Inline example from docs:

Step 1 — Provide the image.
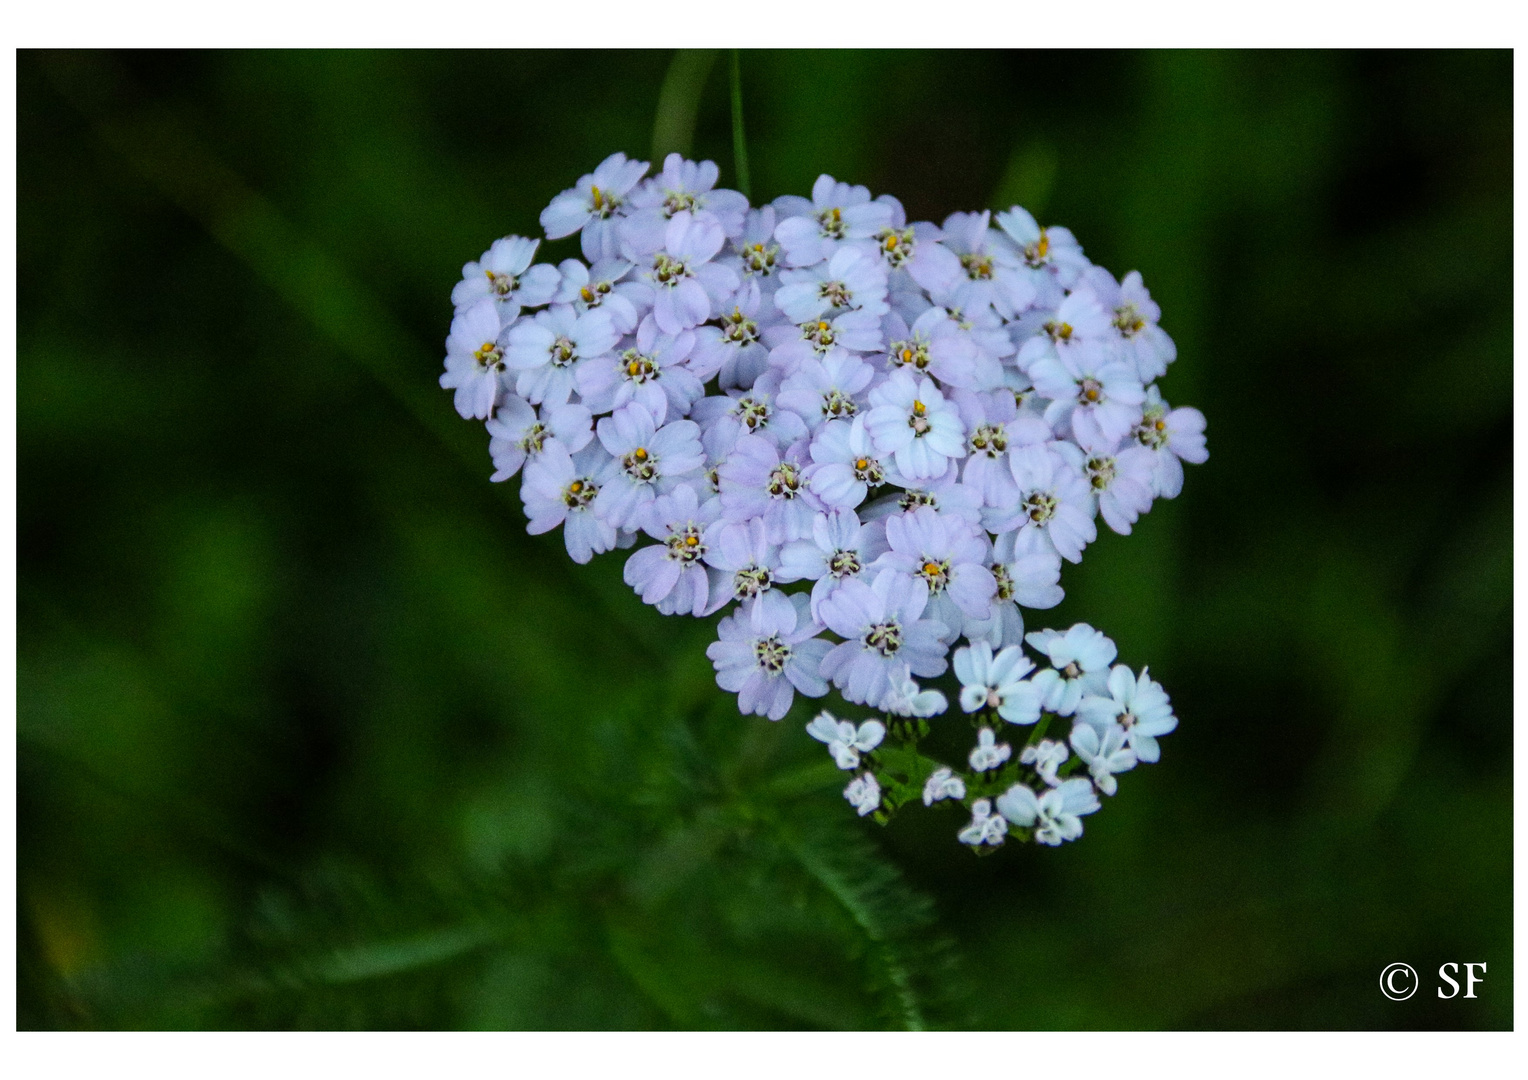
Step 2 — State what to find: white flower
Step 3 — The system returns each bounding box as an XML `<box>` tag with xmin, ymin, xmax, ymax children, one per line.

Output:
<box><xmin>953</xmin><ymin>641</ymin><xmax>1040</xmax><ymax>724</ymax></box>
<box><xmin>439</xmin><ymin>300</ymin><xmax>511</xmax><ymax>420</ymax></box>
<box><xmin>485</xmin><ymin>396</ymin><xmax>593</xmax><ymax>482</ymax></box>
<box><xmin>864</xmin><ymin>370</ymin><xmax>966</xmax><ymax>481</ymax></box>
<box><xmin>540</xmin><ymin>152</ymin><xmax>650</xmax><ymax>262</ymax></box>
<box><xmin>1076</xmin><ymin>664</ymin><xmax>1178</xmax><ymax>763</ymax></box>
<box><xmin>443</xmin><ymin>155</ymin><xmax>1209</xmax><ymax>852</ymax></box>
<box><xmin>707</xmin><ymin>592</ymin><xmax>830</xmax><ymax>721</ymax></box>
<box><xmin>1068</xmin><ymin>721</ymin><xmax>1137</xmax><ymax>796</ymax></box>
<box><xmin>957</xmin><ymin>798</ymin><xmax>1007</xmax><ymax>847</ymax></box>
<box><xmin>1025</xmin><ymin>623</ymin><xmax>1117</xmax><ymax>716</ymax></box>
<box><xmin>503</xmin><ymin>303</ymin><xmax>618</xmax><ymax>407</ymax></box>
<box><xmin>995</xmin><ymin>777</ymin><xmax>1100</xmax><ymax>846</ymax></box>
<box><xmin>922</xmin><ymin>766</ymin><xmax>967</xmax><ymax>806</ymax></box>
<box><xmin>1132</xmin><ymin>385</ymin><xmax>1208</xmax><ymax>499</ymax></box>
<box><xmin>451</xmin><ymin>235</ymin><xmax>560</xmax><ymax>319</ymax></box>
<box><xmin>844</xmin><ymin>772</ymin><xmax>881</xmax><ymax>816</ymax></box>
<box><xmin>1019</xmin><ymin>738</ymin><xmax>1069</xmax><ymax>787</ymax></box>
<box><xmin>806</xmin><ymin>710</ymin><xmax>887</xmax><ymax>771</ymax></box>
<box><xmin>883</xmin><ymin>673</ymin><xmax>949</xmax><ymax>718</ymax></box>
<box><xmin>968</xmin><ymin>727</ymin><xmax>1012</xmax><ymax>772</ymax></box>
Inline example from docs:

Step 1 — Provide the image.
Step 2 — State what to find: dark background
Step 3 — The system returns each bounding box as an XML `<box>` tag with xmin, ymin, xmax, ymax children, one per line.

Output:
<box><xmin>17</xmin><ymin>49</ymin><xmax>1512</xmax><ymax>1030</ymax></box>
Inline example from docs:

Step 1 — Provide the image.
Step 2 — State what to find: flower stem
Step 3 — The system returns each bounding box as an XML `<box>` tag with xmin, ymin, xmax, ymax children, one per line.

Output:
<box><xmin>651</xmin><ymin>49</ymin><xmax>718</xmax><ymax>162</ymax></box>
<box><xmin>729</xmin><ymin>49</ymin><xmax>752</xmax><ymax>200</ymax></box>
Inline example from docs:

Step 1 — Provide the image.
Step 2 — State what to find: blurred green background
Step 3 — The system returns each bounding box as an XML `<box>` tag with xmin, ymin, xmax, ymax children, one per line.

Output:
<box><xmin>17</xmin><ymin>49</ymin><xmax>1512</xmax><ymax>1030</ymax></box>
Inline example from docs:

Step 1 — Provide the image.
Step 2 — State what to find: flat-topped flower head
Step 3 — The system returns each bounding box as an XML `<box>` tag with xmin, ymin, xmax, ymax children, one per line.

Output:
<box><xmin>520</xmin><ymin>442</ymin><xmax>620</xmax><ymax>564</ymax></box>
<box><xmin>440</xmin><ymin>300</ymin><xmax>513</xmax><ymax>420</ymax></box>
<box><xmin>806</xmin><ymin>710</ymin><xmax>887</xmax><ymax>770</ymax></box>
<box><xmin>864</xmin><ymin>370</ymin><xmax>967</xmax><ymax>481</ymax></box>
<box><xmin>486</xmin><ymin>396</ymin><xmax>594</xmax><ymax>482</ymax></box>
<box><xmin>819</xmin><ymin>569</ymin><xmax>948</xmax><ymax>710</ymax></box>
<box><xmin>540</xmin><ymin>152</ymin><xmax>651</xmax><ymax>262</ymax></box>
<box><xmin>1077</xmin><ymin>664</ymin><xmax>1178</xmax><ymax>763</ymax></box>
<box><xmin>995</xmin><ymin>778</ymin><xmax>1100</xmax><ymax>846</ymax></box>
<box><xmin>957</xmin><ymin>798</ymin><xmax>1008</xmax><ymax>847</ymax></box>
<box><xmin>593</xmin><ymin>403</ymin><xmax>705</xmax><ymax>529</ymax></box>
<box><xmin>954</xmin><ymin>641</ymin><xmax>1041</xmax><ymax>725</ymax></box>
<box><xmin>452</xmin><ymin>235</ymin><xmax>561</xmax><ymax>320</ymax></box>
<box><xmin>707</xmin><ymin>591</ymin><xmax>830</xmax><ymax>721</ymax></box>
<box><xmin>504</xmin><ymin>303</ymin><xmax>618</xmax><ymax>407</ymax></box>
<box><xmin>446</xmin><ymin>153</ymin><xmax>1205</xmax><ymax>852</ymax></box>
<box><xmin>1026</xmin><ymin>623</ymin><xmax>1117</xmax><ymax>715</ymax></box>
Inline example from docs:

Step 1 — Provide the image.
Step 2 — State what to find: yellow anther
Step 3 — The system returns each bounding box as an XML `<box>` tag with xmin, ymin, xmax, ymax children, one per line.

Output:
<box><xmin>855</xmin><ymin>458</ymin><xmax>869</xmax><ymax>470</ymax></box>
<box><xmin>912</xmin><ymin>401</ymin><xmax>927</xmax><ymax>417</ymax></box>
<box><xmin>591</xmin><ymin>185</ymin><xmax>604</xmax><ymax>209</ymax></box>
<box><xmin>1154</xmin><ymin>419</ymin><xmax>1167</xmax><ymax>431</ymax></box>
<box><xmin>634</xmin><ymin>447</ymin><xmax>649</xmax><ymax>460</ymax></box>
<box><xmin>581</xmin><ymin>286</ymin><xmax>595</xmax><ymax>302</ymax></box>
<box><xmin>884</xmin><ymin>234</ymin><xmax>899</xmax><ymax>249</ymax></box>
<box><xmin>684</xmin><ymin>535</ymin><xmax>699</xmax><ymax>546</ymax></box>
<box><xmin>570</xmin><ymin>480</ymin><xmax>583</xmax><ymax>493</ymax></box>
<box><xmin>1085</xmin><ymin>388</ymin><xmax>1100</xmax><ymax>402</ymax></box>
<box><xmin>484</xmin><ymin>270</ymin><xmax>495</xmax><ymax>280</ymax></box>
<box><xmin>901</xmin><ymin>348</ymin><xmax>913</xmax><ymax>362</ymax></box>
<box><xmin>922</xmin><ymin>561</ymin><xmax>940</xmax><ymax>577</ymax></box>
<box><xmin>1037</xmin><ymin>232</ymin><xmax>1050</xmax><ymax>258</ymax></box>
<box><xmin>627</xmin><ymin>360</ymin><xmax>642</xmax><ymax>376</ymax></box>
<box><xmin>817</xmin><ymin>321</ymin><xmax>830</xmax><ymax>331</ymax></box>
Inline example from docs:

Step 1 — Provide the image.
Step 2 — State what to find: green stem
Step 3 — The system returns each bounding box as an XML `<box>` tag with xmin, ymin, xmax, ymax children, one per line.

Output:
<box><xmin>651</xmin><ymin>49</ymin><xmax>718</xmax><ymax>162</ymax></box>
<box><xmin>729</xmin><ymin>49</ymin><xmax>752</xmax><ymax>200</ymax></box>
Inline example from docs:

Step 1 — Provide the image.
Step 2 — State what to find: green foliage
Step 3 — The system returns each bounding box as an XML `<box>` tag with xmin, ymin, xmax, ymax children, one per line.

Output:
<box><xmin>18</xmin><ymin>49</ymin><xmax>1512</xmax><ymax>1030</ymax></box>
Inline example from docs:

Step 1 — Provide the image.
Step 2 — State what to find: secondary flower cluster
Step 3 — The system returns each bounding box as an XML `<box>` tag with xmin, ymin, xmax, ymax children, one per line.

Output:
<box><xmin>809</xmin><ymin>625</ymin><xmax>1178</xmax><ymax>850</ymax></box>
<box><xmin>440</xmin><ymin>152</ymin><xmax>1207</xmax><ymax>850</ymax></box>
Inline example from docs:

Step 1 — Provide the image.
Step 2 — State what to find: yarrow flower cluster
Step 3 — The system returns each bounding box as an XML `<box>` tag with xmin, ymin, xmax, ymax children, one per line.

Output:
<box><xmin>440</xmin><ymin>152</ymin><xmax>1207</xmax><ymax>851</ymax></box>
